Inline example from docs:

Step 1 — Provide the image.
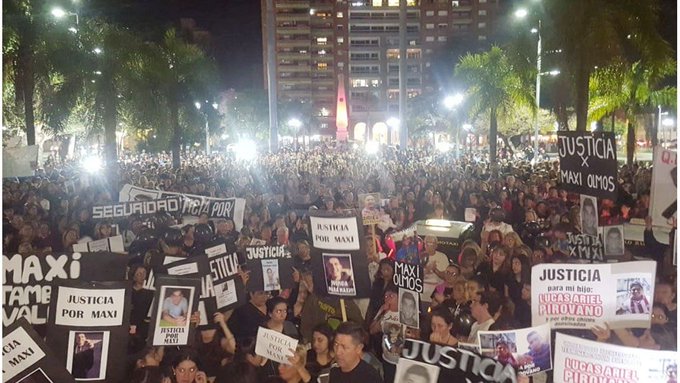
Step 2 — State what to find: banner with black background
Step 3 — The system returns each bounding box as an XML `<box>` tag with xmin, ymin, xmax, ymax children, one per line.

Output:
<box><xmin>46</xmin><ymin>280</ymin><xmax>131</xmax><ymax>383</ymax></box>
<box><xmin>245</xmin><ymin>245</ymin><xmax>295</xmax><ymax>292</ymax></box>
<box><xmin>557</xmin><ymin>131</ymin><xmax>618</xmax><ymax>200</ymax></box>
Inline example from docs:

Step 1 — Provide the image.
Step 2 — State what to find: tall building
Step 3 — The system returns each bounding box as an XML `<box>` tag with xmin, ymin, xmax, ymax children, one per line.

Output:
<box><xmin>262</xmin><ymin>0</ymin><xmax>501</xmax><ymax>142</ymax></box>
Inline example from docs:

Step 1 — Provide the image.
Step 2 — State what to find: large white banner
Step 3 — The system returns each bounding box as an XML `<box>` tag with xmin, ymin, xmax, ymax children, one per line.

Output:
<box><xmin>650</xmin><ymin>147</ymin><xmax>677</xmax><ymax>228</ymax></box>
<box><xmin>2</xmin><ymin>145</ymin><xmax>38</xmax><ymax>178</ymax></box>
<box><xmin>554</xmin><ymin>332</ymin><xmax>678</xmax><ymax>383</ymax></box>
<box><xmin>532</xmin><ymin>261</ymin><xmax>656</xmax><ymax>329</ymax></box>
<box><xmin>118</xmin><ymin>184</ymin><xmax>246</xmax><ymax>230</ymax></box>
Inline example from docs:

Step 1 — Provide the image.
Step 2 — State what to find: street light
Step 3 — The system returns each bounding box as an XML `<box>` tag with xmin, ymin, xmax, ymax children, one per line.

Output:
<box><xmin>51</xmin><ymin>6</ymin><xmax>79</xmax><ymax>25</ymax></box>
<box><xmin>386</xmin><ymin>117</ymin><xmax>399</xmax><ymax>145</ymax></box>
<box><xmin>288</xmin><ymin>118</ymin><xmax>302</xmax><ymax>149</ymax></box>
<box><xmin>515</xmin><ymin>7</ymin><xmax>542</xmax><ymax>162</ymax></box>
<box><xmin>444</xmin><ymin>93</ymin><xmax>465</xmax><ymax>158</ymax></box>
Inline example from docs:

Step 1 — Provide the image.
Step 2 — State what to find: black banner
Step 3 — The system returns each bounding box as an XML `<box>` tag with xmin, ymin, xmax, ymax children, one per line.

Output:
<box><xmin>91</xmin><ymin>196</ymin><xmax>182</xmax><ymax>220</ymax></box>
<box><xmin>46</xmin><ymin>280</ymin><xmax>131</xmax><ymax>383</ymax></box>
<box><xmin>557</xmin><ymin>131</ymin><xmax>618</xmax><ymax>200</ymax></box>
<box><xmin>3</xmin><ymin>253</ymin><xmax>129</xmax><ymax>333</ymax></box>
<box><xmin>206</xmin><ymin>244</ymin><xmax>247</xmax><ymax>312</ymax></box>
<box><xmin>245</xmin><ymin>245</ymin><xmax>295</xmax><ymax>292</ymax></box>
<box><xmin>3</xmin><ymin>318</ymin><xmax>76</xmax><ymax>383</ymax></box>
<box><xmin>399</xmin><ymin>339</ymin><xmax>517</xmax><ymax>383</ymax></box>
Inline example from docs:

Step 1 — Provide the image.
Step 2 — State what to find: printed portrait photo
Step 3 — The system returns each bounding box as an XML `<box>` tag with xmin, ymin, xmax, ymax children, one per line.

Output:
<box><xmin>66</xmin><ymin>331</ymin><xmax>109</xmax><ymax>381</ymax></box>
<box><xmin>157</xmin><ymin>286</ymin><xmax>194</xmax><ymax>327</ymax></box>
<box><xmin>322</xmin><ymin>254</ymin><xmax>356</xmax><ymax>295</ymax></box>
<box><xmin>615</xmin><ymin>277</ymin><xmax>652</xmax><ymax>316</ymax></box>
<box><xmin>479</xmin><ymin>332</ymin><xmax>519</xmax><ymax>368</ymax></box>
<box><xmin>359</xmin><ymin>193</ymin><xmax>382</xmax><ymax>222</ymax></box>
<box><xmin>580</xmin><ymin>195</ymin><xmax>599</xmax><ymax>237</ymax></box>
<box><xmin>394</xmin><ymin>358</ymin><xmax>440</xmax><ymax>383</ymax></box>
<box><xmin>262</xmin><ymin>259</ymin><xmax>281</xmax><ymax>291</ymax></box>
<box><xmin>398</xmin><ymin>288</ymin><xmax>420</xmax><ymax>328</ymax></box>
<box><xmin>17</xmin><ymin>368</ymin><xmax>53</xmax><ymax>383</ymax></box>
<box><xmin>603</xmin><ymin>225</ymin><xmax>625</xmax><ymax>257</ymax></box>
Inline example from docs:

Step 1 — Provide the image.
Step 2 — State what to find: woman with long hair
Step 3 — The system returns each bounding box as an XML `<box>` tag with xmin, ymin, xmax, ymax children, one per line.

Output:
<box><xmin>429</xmin><ymin>308</ymin><xmax>459</xmax><ymax>347</ymax></box>
<box><xmin>304</xmin><ymin>324</ymin><xmax>335</xmax><ymax>381</ymax></box>
<box><xmin>170</xmin><ymin>350</ymin><xmax>208</xmax><ymax>383</ymax></box>
<box><xmin>475</xmin><ymin>245</ymin><xmax>512</xmax><ymax>293</ymax></box>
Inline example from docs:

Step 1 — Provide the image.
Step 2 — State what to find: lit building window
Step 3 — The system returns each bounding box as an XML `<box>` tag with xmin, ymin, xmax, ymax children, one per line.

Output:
<box><xmin>372</xmin><ymin>0</ymin><xmax>382</xmax><ymax>5</ymax></box>
<box><xmin>337</xmin><ymin>37</ymin><xmax>344</xmax><ymax>44</ymax></box>
<box><xmin>388</xmin><ymin>0</ymin><xmax>398</xmax><ymax>5</ymax></box>
<box><xmin>318</xmin><ymin>62</ymin><xmax>328</xmax><ymax>69</ymax></box>
<box><xmin>337</xmin><ymin>11</ymin><xmax>344</xmax><ymax>18</ymax></box>
<box><xmin>370</xmin><ymin>79</ymin><xmax>380</xmax><ymax>87</ymax></box>
<box><xmin>438</xmin><ymin>10</ymin><xmax>448</xmax><ymax>16</ymax></box>
<box><xmin>319</xmin><ymin>49</ymin><xmax>327</xmax><ymax>55</ymax></box>
<box><xmin>426</xmin><ymin>10</ymin><xmax>434</xmax><ymax>16</ymax></box>
<box><xmin>352</xmin><ymin>79</ymin><xmax>369</xmax><ymax>87</ymax></box>
<box><xmin>479</xmin><ymin>10</ymin><xmax>487</xmax><ymax>16</ymax></box>
<box><xmin>426</xmin><ymin>23</ymin><xmax>434</xmax><ymax>29</ymax></box>
<box><xmin>426</xmin><ymin>36</ymin><xmax>434</xmax><ymax>42</ymax></box>
<box><xmin>437</xmin><ymin>36</ymin><xmax>447</xmax><ymax>42</ymax></box>
<box><xmin>478</xmin><ymin>22</ymin><xmax>486</xmax><ymax>28</ymax></box>
<box><xmin>317</xmin><ymin>37</ymin><xmax>328</xmax><ymax>45</ymax></box>
<box><xmin>452</xmin><ymin>1</ymin><xmax>460</xmax><ymax>6</ymax></box>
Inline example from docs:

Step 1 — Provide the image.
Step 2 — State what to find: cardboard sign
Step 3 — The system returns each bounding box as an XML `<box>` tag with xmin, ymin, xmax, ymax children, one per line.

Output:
<box><xmin>161</xmin><ymin>256</ymin><xmax>218</xmax><ymax>329</ymax></box>
<box><xmin>393</xmin><ymin>261</ymin><xmax>424</xmax><ymax>293</ymax></box>
<box><xmin>118</xmin><ymin>184</ymin><xmax>246</xmax><ymax>230</ymax></box>
<box><xmin>3</xmin><ymin>318</ymin><xmax>76</xmax><ymax>383</ymax></box>
<box><xmin>398</xmin><ymin>288</ymin><xmax>420</xmax><ymax>328</ymax></box>
<box><xmin>254</xmin><ymin>326</ymin><xmax>299</xmax><ymax>365</ymax></box>
<box><xmin>565</xmin><ymin>232</ymin><xmax>604</xmax><ymax>262</ymax></box>
<box><xmin>359</xmin><ymin>192</ymin><xmax>383</xmax><ymax>225</ymax></box>
<box><xmin>398</xmin><ymin>339</ymin><xmax>518</xmax><ymax>383</ymax></box>
<box><xmin>558</xmin><ymin>132</ymin><xmax>618</xmax><ymax>200</ymax></box>
<box><xmin>554</xmin><ymin>333</ymin><xmax>678</xmax><ymax>383</ymax></box>
<box><xmin>309</xmin><ymin>212</ymin><xmax>371</xmax><ymax>298</ymax></box>
<box><xmin>147</xmin><ymin>275</ymin><xmax>201</xmax><ymax>346</ymax></box>
<box><xmin>205</xmin><ymin>244</ymin><xmax>246</xmax><ymax>311</ymax></box>
<box><xmin>46</xmin><ymin>280</ymin><xmax>131</xmax><ymax>383</ymax></box>
<box><xmin>2</xmin><ymin>252</ymin><xmax>128</xmax><ymax>332</ymax></box>
<box><xmin>245</xmin><ymin>246</ymin><xmax>294</xmax><ymax>292</ymax></box>
<box><xmin>91</xmin><ymin>196</ymin><xmax>182</xmax><ymax>220</ymax></box>
<box><xmin>477</xmin><ymin>323</ymin><xmax>552</xmax><ymax>376</ymax></box>
<box><xmin>579</xmin><ymin>194</ymin><xmax>599</xmax><ymax>237</ymax></box>
<box><xmin>650</xmin><ymin>147</ymin><xmax>677</xmax><ymax>228</ymax></box>
<box><xmin>73</xmin><ymin>236</ymin><xmax>125</xmax><ymax>253</ymax></box>
<box><xmin>531</xmin><ymin>261</ymin><xmax>656</xmax><ymax>329</ymax></box>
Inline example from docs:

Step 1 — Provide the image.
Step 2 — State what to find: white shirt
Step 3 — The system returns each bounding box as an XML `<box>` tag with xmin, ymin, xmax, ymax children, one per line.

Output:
<box><xmin>421</xmin><ymin>251</ymin><xmax>448</xmax><ymax>303</ymax></box>
<box><xmin>468</xmin><ymin>318</ymin><xmax>495</xmax><ymax>343</ymax></box>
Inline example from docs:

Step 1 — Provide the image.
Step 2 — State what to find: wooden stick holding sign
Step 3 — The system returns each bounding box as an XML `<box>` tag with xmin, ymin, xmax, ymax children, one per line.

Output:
<box><xmin>340</xmin><ymin>299</ymin><xmax>348</xmax><ymax>322</ymax></box>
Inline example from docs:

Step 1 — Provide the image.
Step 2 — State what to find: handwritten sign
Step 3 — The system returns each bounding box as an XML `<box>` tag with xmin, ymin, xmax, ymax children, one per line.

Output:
<box><xmin>255</xmin><ymin>327</ymin><xmax>298</xmax><ymax>365</ymax></box>
<box><xmin>558</xmin><ymin>132</ymin><xmax>618</xmax><ymax>199</ymax></box>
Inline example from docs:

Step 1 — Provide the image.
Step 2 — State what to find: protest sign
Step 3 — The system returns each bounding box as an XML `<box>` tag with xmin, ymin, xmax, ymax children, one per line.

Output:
<box><xmin>398</xmin><ymin>339</ymin><xmax>518</xmax><ymax>383</ymax></box>
<box><xmin>3</xmin><ymin>252</ymin><xmax>128</xmax><ymax>331</ymax></box>
<box><xmin>579</xmin><ymin>194</ymin><xmax>598</xmax><ymax>237</ymax></box>
<box><xmin>118</xmin><ymin>184</ymin><xmax>246</xmax><ymax>230</ymax></box>
<box><xmin>393</xmin><ymin>261</ymin><xmax>424</xmax><ymax>293</ymax></box>
<box><xmin>147</xmin><ymin>275</ymin><xmax>201</xmax><ymax>346</ymax></box>
<box><xmin>245</xmin><ymin>245</ymin><xmax>294</xmax><ymax>292</ymax></box>
<box><xmin>73</xmin><ymin>235</ymin><xmax>124</xmax><ymax>253</ymax></box>
<box><xmin>46</xmin><ymin>280</ymin><xmax>131</xmax><ymax>383</ymax></box>
<box><xmin>254</xmin><ymin>327</ymin><xmax>299</xmax><ymax>365</ymax></box>
<box><xmin>602</xmin><ymin>225</ymin><xmax>625</xmax><ymax>258</ymax></box>
<box><xmin>464</xmin><ymin>208</ymin><xmax>477</xmax><ymax>223</ymax></box>
<box><xmin>91</xmin><ymin>196</ymin><xmax>182</xmax><ymax>220</ymax></box>
<box><xmin>477</xmin><ymin>323</ymin><xmax>552</xmax><ymax>376</ymax></box>
<box><xmin>558</xmin><ymin>131</ymin><xmax>618</xmax><ymax>200</ymax></box>
<box><xmin>398</xmin><ymin>288</ymin><xmax>420</xmax><ymax>328</ymax></box>
<box><xmin>650</xmin><ymin>147</ymin><xmax>677</xmax><ymax>228</ymax></box>
<box><xmin>358</xmin><ymin>192</ymin><xmax>383</xmax><ymax>225</ymax></box>
<box><xmin>2</xmin><ymin>145</ymin><xmax>38</xmax><ymax>178</ymax></box>
<box><xmin>565</xmin><ymin>232</ymin><xmax>604</xmax><ymax>262</ymax></box>
<box><xmin>205</xmin><ymin>244</ymin><xmax>246</xmax><ymax>311</ymax></box>
<box><xmin>532</xmin><ymin>261</ymin><xmax>656</xmax><ymax>329</ymax></box>
<box><xmin>309</xmin><ymin>212</ymin><xmax>371</xmax><ymax>298</ymax></box>
<box><xmin>3</xmin><ymin>318</ymin><xmax>76</xmax><ymax>383</ymax></box>
<box><xmin>554</xmin><ymin>332</ymin><xmax>678</xmax><ymax>383</ymax></box>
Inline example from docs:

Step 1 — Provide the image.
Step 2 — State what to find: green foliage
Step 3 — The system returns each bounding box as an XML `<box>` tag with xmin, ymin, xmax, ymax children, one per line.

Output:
<box><xmin>223</xmin><ymin>90</ymin><xmax>269</xmax><ymax>141</ymax></box>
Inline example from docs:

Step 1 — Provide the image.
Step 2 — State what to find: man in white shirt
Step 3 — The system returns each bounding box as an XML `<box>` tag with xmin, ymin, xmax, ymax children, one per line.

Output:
<box><xmin>420</xmin><ymin>235</ymin><xmax>449</xmax><ymax>310</ymax></box>
<box><xmin>467</xmin><ymin>290</ymin><xmax>502</xmax><ymax>343</ymax></box>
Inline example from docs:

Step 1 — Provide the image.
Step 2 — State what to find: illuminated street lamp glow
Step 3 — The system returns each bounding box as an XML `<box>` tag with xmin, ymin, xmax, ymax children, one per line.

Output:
<box><xmin>68</xmin><ymin>27</ymin><xmax>78</xmax><ymax>33</ymax></box>
<box><xmin>81</xmin><ymin>156</ymin><xmax>102</xmax><ymax>174</ymax></box>
<box><xmin>530</xmin><ymin>27</ymin><xmax>538</xmax><ymax>34</ymax></box>
<box><xmin>386</xmin><ymin>117</ymin><xmax>400</xmax><ymax>128</ymax></box>
<box><xmin>93</xmin><ymin>47</ymin><xmax>102</xmax><ymax>54</ymax></box>
<box><xmin>51</xmin><ymin>7</ymin><xmax>67</xmax><ymax>18</ymax></box>
<box><xmin>436</xmin><ymin>142</ymin><xmax>451</xmax><ymax>153</ymax></box>
<box><xmin>288</xmin><ymin>118</ymin><xmax>302</xmax><ymax>129</ymax></box>
<box><xmin>365</xmin><ymin>141</ymin><xmax>380</xmax><ymax>155</ymax></box>
<box><xmin>514</xmin><ymin>8</ymin><xmax>528</xmax><ymax>18</ymax></box>
<box><xmin>462</xmin><ymin>123</ymin><xmax>473</xmax><ymax>131</ymax></box>
<box><xmin>444</xmin><ymin>93</ymin><xmax>464</xmax><ymax>109</ymax></box>
<box><xmin>194</xmin><ymin>101</ymin><xmax>202</xmax><ymax>110</ymax></box>
<box><xmin>212</xmin><ymin>102</ymin><xmax>219</xmax><ymax>110</ymax></box>
<box><xmin>548</xmin><ymin>69</ymin><xmax>560</xmax><ymax>76</ymax></box>
<box><xmin>232</xmin><ymin>139</ymin><xmax>257</xmax><ymax>161</ymax></box>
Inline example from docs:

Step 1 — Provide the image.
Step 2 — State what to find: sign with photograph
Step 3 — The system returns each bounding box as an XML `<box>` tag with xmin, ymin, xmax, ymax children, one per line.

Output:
<box><xmin>2</xmin><ymin>252</ymin><xmax>128</xmax><ymax>331</ymax></box>
<box><xmin>91</xmin><ymin>197</ymin><xmax>182</xmax><ymax>220</ymax></box>
<box><xmin>558</xmin><ymin>131</ymin><xmax>618</xmax><ymax>200</ymax></box>
<box><xmin>602</xmin><ymin>225</ymin><xmax>625</xmax><ymax>258</ymax></box>
<box><xmin>398</xmin><ymin>339</ymin><xmax>517</xmax><ymax>383</ymax></box>
<box><xmin>205</xmin><ymin>244</ymin><xmax>246</xmax><ymax>311</ymax></box>
<box><xmin>147</xmin><ymin>275</ymin><xmax>201</xmax><ymax>346</ymax></box>
<box><xmin>245</xmin><ymin>245</ymin><xmax>294</xmax><ymax>292</ymax></box>
<box><xmin>650</xmin><ymin>147</ymin><xmax>677</xmax><ymax>228</ymax></box>
<box><xmin>477</xmin><ymin>323</ymin><xmax>552</xmax><ymax>376</ymax></box>
<box><xmin>3</xmin><ymin>318</ymin><xmax>76</xmax><ymax>383</ymax></box>
<box><xmin>254</xmin><ymin>326</ymin><xmax>299</xmax><ymax>365</ymax></box>
<box><xmin>358</xmin><ymin>192</ymin><xmax>383</xmax><ymax>225</ymax></box>
<box><xmin>118</xmin><ymin>184</ymin><xmax>246</xmax><ymax>230</ymax></box>
<box><xmin>45</xmin><ymin>280</ymin><xmax>130</xmax><ymax>383</ymax></box>
<box><xmin>532</xmin><ymin>261</ymin><xmax>656</xmax><ymax>329</ymax></box>
<box><xmin>72</xmin><ymin>236</ymin><xmax>125</xmax><ymax>253</ymax></box>
<box><xmin>398</xmin><ymin>288</ymin><xmax>420</xmax><ymax>328</ymax></box>
<box><xmin>308</xmin><ymin>212</ymin><xmax>371</xmax><ymax>298</ymax></box>
<box><xmin>579</xmin><ymin>194</ymin><xmax>598</xmax><ymax>237</ymax></box>
<box><xmin>554</xmin><ymin>332</ymin><xmax>678</xmax><ymax>383</ymax></box>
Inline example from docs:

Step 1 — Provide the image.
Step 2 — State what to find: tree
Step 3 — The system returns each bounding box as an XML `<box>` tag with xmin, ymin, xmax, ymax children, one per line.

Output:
<box><xmin>455</xmin><ymin>46</ymin><xmax>534</xmax><ymax>164</ymax></box>
<box><xmin>589</xmin><ymin>58</ymin><xmax>676</xmax><ymax>165</ymax></box>
<box><xmin>544</xmin><ymin>0</ymin><xmax>671</xmax><ymax>131</ymax></box>
<box><xmin>223</xmin><ymin>89</ymin><xmax>269</xmax><ymax>141</ymax></box>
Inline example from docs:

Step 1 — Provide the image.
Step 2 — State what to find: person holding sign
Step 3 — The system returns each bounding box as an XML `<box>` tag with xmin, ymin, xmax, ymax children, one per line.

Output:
<box><xmin>265</xmin><ymin>296</ymin><xmax>300</xmax><ymax>340</ymax></box>
<box><xmin>369</xmin><ymin>284</ymin><xmax>402</xmax><ymax>382</ymax></box>
<box><xmin>161</xmin><ymin>289</ymin><xmax>189</xmax><ymax>326</ymax></box>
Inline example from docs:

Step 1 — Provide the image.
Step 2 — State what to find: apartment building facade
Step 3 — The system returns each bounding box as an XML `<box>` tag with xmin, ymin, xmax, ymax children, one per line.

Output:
<box><xmin>262</xmin><ymin>0</ymin><xmax>500</xmax><ymax>142</ymax></box>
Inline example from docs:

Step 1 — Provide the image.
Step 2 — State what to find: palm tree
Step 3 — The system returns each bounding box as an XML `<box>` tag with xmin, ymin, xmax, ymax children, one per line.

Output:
<box><xmin>544</xmin><ymin>0</ymin><xmax>671</xmax><ymax>131</ymax></box>
<box><xmin>455</xmin><ymin>46</ymin><xmax>534</xmax><ymax>164</ymax></box>
<box><xmin>142</xmin><ymin>29</ymin><xmax>217</xmax><ymax>168</ymax></box>
<box><xmin>589</xmin><ymin>58</ymin><xmax>676</xmax><ymax>165</ymax></box>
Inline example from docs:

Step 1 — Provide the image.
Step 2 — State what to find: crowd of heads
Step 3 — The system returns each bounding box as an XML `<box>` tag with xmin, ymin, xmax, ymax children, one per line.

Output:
<box><xmin>2</xmin><ymin>146</ymin><xmax>677</xmax><ymax>383</ymax></box>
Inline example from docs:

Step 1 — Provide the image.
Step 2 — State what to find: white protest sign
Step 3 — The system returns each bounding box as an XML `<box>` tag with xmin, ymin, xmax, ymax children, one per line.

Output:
<box><xmin>2</xmin><ymin>326</ymin><xmax>46</xmax><ymax>381</ymax></box>
<box><xmin>650</xmin><ymin>147</ymin><xmax>677</xmax><ymax>228</ymax></box>
<box><xmin>54</xmin><ymin>286</ymin><xmax>126</xmax><ymax>326</ymax></box>
<box><xmin>464</xmin><ymin>208</ymin><xmax>477</xmax><ymax>222</ymax></box>
<box><xmin>2</xmin><ymin>145</ymin><xmax>38</xmax><ymax>178</ymax></box>
<box><xmin>554</xmin><ymin>332</ymin><xmax>678</xmax><ymax>383</ymax></box>
<box><xmin>255</xmin><ymin>326</ymin><xmax>298</xmax><ymax>365</ymax></box>
<box><xmin>309</xmin><ymin>216</ymin><xmax>360</xmax><ymax>251</ymax></box>
<box><xmin>72</xmin><ymin>235</ymin><xmax>125</xmax><ymax>253</ymax></box>
<box><xmin>532</xmin><ymin>261</ymin><xmax>656</xmax><ymax>329</ymax></box>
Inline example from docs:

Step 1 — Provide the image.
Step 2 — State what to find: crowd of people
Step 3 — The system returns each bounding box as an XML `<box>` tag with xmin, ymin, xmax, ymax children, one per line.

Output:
<box><xmin>3</xmin><ymin>145</ymin><xmax>677</xmax><ymax>383</ymax></box>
